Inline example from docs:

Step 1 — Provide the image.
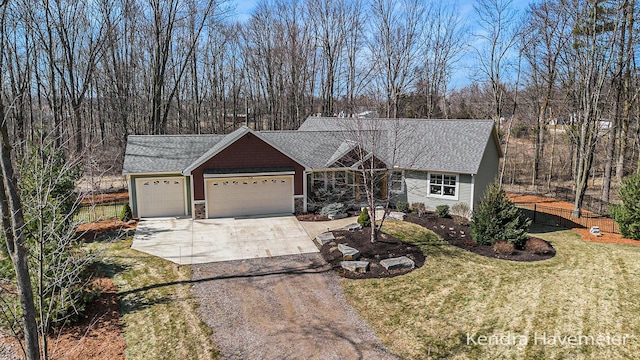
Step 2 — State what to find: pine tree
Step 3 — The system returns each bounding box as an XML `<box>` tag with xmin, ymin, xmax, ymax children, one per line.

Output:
<box><xmin>357</xmin><ymin>207</ymin><xmax>371</xmax><ymax>227</ymax></box>
<box><xmin>471</xmin><ymin>182</ymin><xmax>532</xmax><ymax>247</ymax></box>
<box><xmin>611</xmin><ymin>174</ymin><xmax>640</xmax><ymax>240</ymax></box>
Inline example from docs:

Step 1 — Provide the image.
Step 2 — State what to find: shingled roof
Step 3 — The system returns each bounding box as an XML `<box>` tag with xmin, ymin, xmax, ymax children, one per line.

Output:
<box><xmin>122</xmin><ymin>117</ymin><xmax>501</xmax><ymax>175</ymax></box>
<box><xmin>298</xmin><ymin>117</ymin><xmax>502</xmax><ymax>174</ymax></box>
<box><xmin>122</xmin><ymin>135</ymin><xmax>224</xmax><ymax>174</ymax></box>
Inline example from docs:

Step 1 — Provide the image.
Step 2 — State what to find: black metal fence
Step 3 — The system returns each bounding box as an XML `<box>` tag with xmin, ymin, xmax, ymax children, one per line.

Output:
<box><xmin>517</xmin><ymin>203</ymin><xmax>619</xmax><ymax>234</ymax></box>
<box><xmin>75</xmin><ymin>202</ymin><xmax>126</xmax><ymax>223</ymax></box>
<box><xmin>504</xmin><ymin>183</ymin><xmax>614</xmax><ymax>215</ymax></box>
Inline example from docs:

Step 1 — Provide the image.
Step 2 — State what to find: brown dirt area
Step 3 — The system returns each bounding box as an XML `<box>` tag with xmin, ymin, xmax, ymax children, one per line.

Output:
<box><xmin>2</xmin><ymin>218</ymin><xmax>132</xmax><ymax>359</ymax></box>
<box><xmin>508</xmin><ymin>193</ymin><xmax>598</xmax><ymax>214</ymax></box>
<box><xmin>80</xmin><ymin>190</ymin><xmax>129</xmax><ymax>205</ymax></box>
<box><xmin>296</xmin><ymin>213</ymin><xmax>330</xmax><ymax>221</ymax></box>
<box><xmin>2</xmin><ymin>278</ymin><xmax>125</xmax><ymax>360</ymax></box>
<box><xmin>76</xmin><ymin>219</ymin><xmax>137</xmax><ymax>240</ymax></box>
<box><xmin>320</xmin><ymin>229</ymin><xmax>425</xmax><ymax>279</ymax></box>
<box><xmin>507</xmin><ymin>193</ymin><xmax>639</xmax><ymax>247</ymax></box>
<box><xmin>405</xmin><ymin>213</ymin><xmax>556</xmax><ymax>262</ymax></box>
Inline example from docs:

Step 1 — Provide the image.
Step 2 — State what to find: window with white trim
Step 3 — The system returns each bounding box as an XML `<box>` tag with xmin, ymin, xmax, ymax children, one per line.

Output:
<box><xmin>428</xmin><ymin>173</ymin><xmax>458</xmax><ymax>199</ymax></box>
<box><xmin>390</xmin><ymin>171</ymin><xmax>404</xmax><ymax>193</ymax></box>
<box><xmin>312</xmin><ymin>171</ymin><xmax>327</xmax><ymax>190</ymax></box>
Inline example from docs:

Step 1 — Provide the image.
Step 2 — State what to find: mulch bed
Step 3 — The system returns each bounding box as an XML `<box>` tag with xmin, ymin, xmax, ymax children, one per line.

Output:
<box><xmin>1</xmin><ymin>278</ymin><xmax>125</xmax><ymax>360</ymax></box>
<box><xmin>76</xmin><ymin>219</ymin><xmax>137</xmax><ymax>241</ymax></box>
<box><xmin>296</xmin><ymin>213</ymin><xmax>330</xmax><ymax>221</ymax></box>
<box><xmin>320</xmin><ymin>229</ymin><xmax>425</xmax><ymax>279</ymax></box>
<box><xmin>80</xmin><ymin>190</ymin><xmax>129</xmax><ymax>206</ymax></box>
<box><xmin>508</xmin><ymin>193</ymin><xmax>638</xmax><ymax>246</ymax></box>
<box><xmin>47</xmin><ymin>278</ymin><xmax>126</xmax><ymax>360</ymax></box>
<box><xmin>405</xmin><ymin>213</ymin><xmax>556</xmax><ymax>262</ymax></box>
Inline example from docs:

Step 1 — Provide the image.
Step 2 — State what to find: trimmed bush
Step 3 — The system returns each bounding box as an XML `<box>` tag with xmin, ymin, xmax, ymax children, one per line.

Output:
<box><xmin>395</xmin><ymin>200</ymin><xmax>409</xmax><ymax>213</ymax></box>
<box><xmin>611</xmin><ymin>173</ymin><xmax>640</xmax><ymax>240</ymax></box>
<box><xmin>411</xmin><ymin>202</ymin><xmax>426</xmax><ymax>217</ymax></box>
<box><xmin>525</xmin><ymin>237</ymin><xmax>554</xmax><ymax>255</ymax></box>
<box><xmin>493</xmin><ymin>240</ymin><xmax>515</xmax><ymax>255</ymax></box>
<box><xmin>471</xmin><ymin>182</ymin><xmax>532</xmax><ymax>247</ymax></box>
<box><xmin>120</xmin><ymin>203</ymin><xmax>133</xmax><ymax>222</ymax></box>
<box><xmin>435</xmin><ymin>205</ymin><xmax>450</xmax><ymax>218</ymax></box>
<box><xmin>357</xmin><ymin>207</ymin><xmax>371</xmax><ymax>227</ymax></box>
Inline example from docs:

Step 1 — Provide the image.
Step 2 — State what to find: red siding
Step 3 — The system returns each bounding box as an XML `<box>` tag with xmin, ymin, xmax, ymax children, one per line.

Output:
<box><xmin>192</xmin><ymin>133</ymin><xmax>305</xmax><ymax>200</ymax></box>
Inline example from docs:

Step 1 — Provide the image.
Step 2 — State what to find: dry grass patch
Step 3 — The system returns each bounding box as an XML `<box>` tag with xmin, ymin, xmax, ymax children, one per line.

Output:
<box><xmin>341</xmin><ymin>221</ymin><xmax>640</xmax><ymax>359</ymax></box>
<box><xmin>89</xmin><ymin>238</ymin><xmax>219</xmax><ymax>360</ymax></box>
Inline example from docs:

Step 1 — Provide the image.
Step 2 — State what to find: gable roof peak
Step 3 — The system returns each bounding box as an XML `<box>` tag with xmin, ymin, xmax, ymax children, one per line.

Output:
<box><xmin>182</xmin><ymin>126</ymin><xmax>310</xmax><ymax>175</ymax></box>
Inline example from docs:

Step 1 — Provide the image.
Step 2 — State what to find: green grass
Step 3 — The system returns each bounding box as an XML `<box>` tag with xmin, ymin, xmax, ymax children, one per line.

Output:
<box><xmin>342</xmin><ymin>221</ymin><xmax>640</xmax><ymax>359</ymax></box>
<box><xmin>88</xmin><ymin>237</ymin><xmax>219</xmax><ymax>360</ymax></box>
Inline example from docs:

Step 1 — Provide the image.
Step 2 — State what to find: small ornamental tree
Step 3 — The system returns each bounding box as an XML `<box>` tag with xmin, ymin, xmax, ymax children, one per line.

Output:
<box><xmin>120</xmin><ymin>203</ymin><xmax>133</xmax><ymax>222</ymax></box>
<box><xmin>471</xmin><ymin>182</ymin><xmax>532</xmax><ymax>247</ymax></box>
<box><xmin>611</xmin><ymin>173</ymin><xmax>640</xmax><ymax>240</ymax></box>
<box><xmin>357</xmin><ymin>207</ymin><xmax>371</xmax><ymax>227</ymax></box>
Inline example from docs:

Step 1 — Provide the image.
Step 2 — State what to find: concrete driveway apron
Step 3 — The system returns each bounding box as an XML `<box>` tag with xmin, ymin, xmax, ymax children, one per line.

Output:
<box><xmin>131</xmin><ymin>215</ymin><xmax>318</xmax><ymax>264</ymax></box>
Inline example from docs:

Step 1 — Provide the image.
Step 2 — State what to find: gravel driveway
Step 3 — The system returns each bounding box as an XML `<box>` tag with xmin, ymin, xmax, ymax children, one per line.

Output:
<box><xmin>191</xmin><ymin>253</ymin><xmax>398</xmax><ymax>360</ymax></box>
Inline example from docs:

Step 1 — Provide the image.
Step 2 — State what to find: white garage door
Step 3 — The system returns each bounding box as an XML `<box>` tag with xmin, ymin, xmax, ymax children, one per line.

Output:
<box><xmin>206</xmin><ymin>175</ymin><xmax>293</xmax><ymax>218</ymax></box>
<box><xmin>135</xmin><ymin>177</ymin><xmax>187</xmax><ymax>218</ymax></box>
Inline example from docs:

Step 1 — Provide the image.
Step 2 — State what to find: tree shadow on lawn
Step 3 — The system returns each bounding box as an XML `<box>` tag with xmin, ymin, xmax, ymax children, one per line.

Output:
<box><xmin>527</xmin><ymin>223</ymin><xmax>572</xmax><ymax>235</ymax></box>
<box><xmin>118</xmin><ymin>292</ymin><xmax>184</xmax><ymax>315</ymax></box>
<box><xmin>90</xmin><ymin>259</ymin><xmax>130</xmax><ymax>279</ymax></box>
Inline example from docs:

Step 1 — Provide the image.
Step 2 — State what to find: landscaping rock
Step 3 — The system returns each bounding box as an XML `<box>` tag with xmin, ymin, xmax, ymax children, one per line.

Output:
<box><xmin>388</xmin><ymin>211</ymin><xmax>406</xmax><ymax>221</ymax></box>
<box><xmin>344</xmin><ymin>223</ymin><xmax>362</xmax><ymax>231</ymax></box>
<box><xmin>315</xmin><ymin>232</ymin><xmax>336</xmax><ymax>246</ymax></box>
<box><xmin>340</xmin><ymin>261</ymin><xmax>370</xmax><ymax>273</ymax></box>
<box><xmin>363</xmin><ymin>206</ymin><xmax>385</xmax><ymax>219</ymax></box>
<box><xmin>328</xmin><ymin>213</ymin><xmax>348</xmax><ymax>220</ymax></box>
<box><xmin>338</xmin><ymin>243</ymin><xmax>360</xmax><ymax>260</ymax></box>
<box><xmin>380</xmin><ymin>256</ymin><xmax>415</xmax><ymax>270</ymax></box>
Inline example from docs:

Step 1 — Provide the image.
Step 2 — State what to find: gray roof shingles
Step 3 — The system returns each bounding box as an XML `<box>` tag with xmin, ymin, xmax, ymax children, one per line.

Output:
<box><xmin>298</xmin><ymin>117</ymin><xmax>499</xmax><ymax>174</ymax></box>
<box><xmin>123</xmin><ymin>117</ymin><xmax>500</xmax><ymax>175</ymax></box>
<box><xmin>259</xmin><ymin>131</ymin><xmax>349</xmax><ymax>169</ymax></box>
<box><xmin>122</xmin><ymin>135</ymin><xmax>224</xmax><ymax>174</ymax></box>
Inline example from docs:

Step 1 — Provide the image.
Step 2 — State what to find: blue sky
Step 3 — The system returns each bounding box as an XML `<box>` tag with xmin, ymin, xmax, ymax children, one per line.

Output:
<box><xmin>227</xmin><ymin>0</ymin><xmax>532</xmax><ymax>89</ymax></box>
<box><xmin>229</xmin><ymin>0</ymin><xmax>497</xmax><ymax>20</ymax></box>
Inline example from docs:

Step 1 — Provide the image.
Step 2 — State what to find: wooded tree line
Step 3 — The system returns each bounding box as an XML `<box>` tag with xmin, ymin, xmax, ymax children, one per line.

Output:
<box><xmin>0</xmin><ymin>0</ymin><xmax>639</xmax><ymax>207</ymax></box>
<box><xmin>2</xmin><ymin>1</ymin><xmax>640</xmax><ymax>357</ymax></box>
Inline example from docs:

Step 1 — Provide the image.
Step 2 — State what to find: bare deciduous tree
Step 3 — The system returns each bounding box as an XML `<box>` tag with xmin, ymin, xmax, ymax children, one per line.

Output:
<box><xmin>369</xmin><ymin>0</ymin><xmax>424</xmax><ymax>118</ymax></box>
<box><xmin>565</xmin><ymin>0</ymin><xmax>621</xmax><ymax>216</ymax></box>
<box><xmin>521</xmin><ymin>0</ymin><xmax>571</xmax><ymax>185</ymax></box>
<box><xmin>473</xmin><ymin>0</ymin><xmax>519</xmax><ymax>124</ymax></box>
<box><xmin>1</xmin><ymin>6</ymin><xmax>40</xmax><ymax>355</ymax></box>
<box><xmin>419</xmin><ymin>2</ymin><xmax>467</xmax><ymax>118</ymax></box>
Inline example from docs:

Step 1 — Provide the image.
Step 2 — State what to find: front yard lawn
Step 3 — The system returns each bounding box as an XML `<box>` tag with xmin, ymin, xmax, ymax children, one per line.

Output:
<box><xmin>341</xmin><ymin>220</ymin><xmax>640</xmax><ymax>359</ymax></box>
<box><xmin>89</xmin><ymin>237</ymin><xmax>219</xmax><ymax>360</ymax></box>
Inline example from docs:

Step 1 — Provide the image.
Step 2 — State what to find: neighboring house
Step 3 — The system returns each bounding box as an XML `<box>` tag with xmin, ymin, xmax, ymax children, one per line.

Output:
<box><xmin>122</xmin><ymin>117</ymin><xmax>502</xmax><ymax>219</ymax></box>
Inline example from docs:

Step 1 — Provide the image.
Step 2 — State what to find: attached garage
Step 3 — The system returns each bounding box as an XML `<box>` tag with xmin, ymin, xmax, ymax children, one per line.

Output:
<box><xmin>205</xmin><ymin>174</ymin><xmax>294</xmax><ymax>218</ymax></box>
<box><xmin>125</xmin><ymin>127</ymin><xmax>309</xmax><ymax>220</ymax></box>
<box><xmin>135</xmin><ymin>177</ymin><xmax>187</xmax><ymax>218</ymax></box>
